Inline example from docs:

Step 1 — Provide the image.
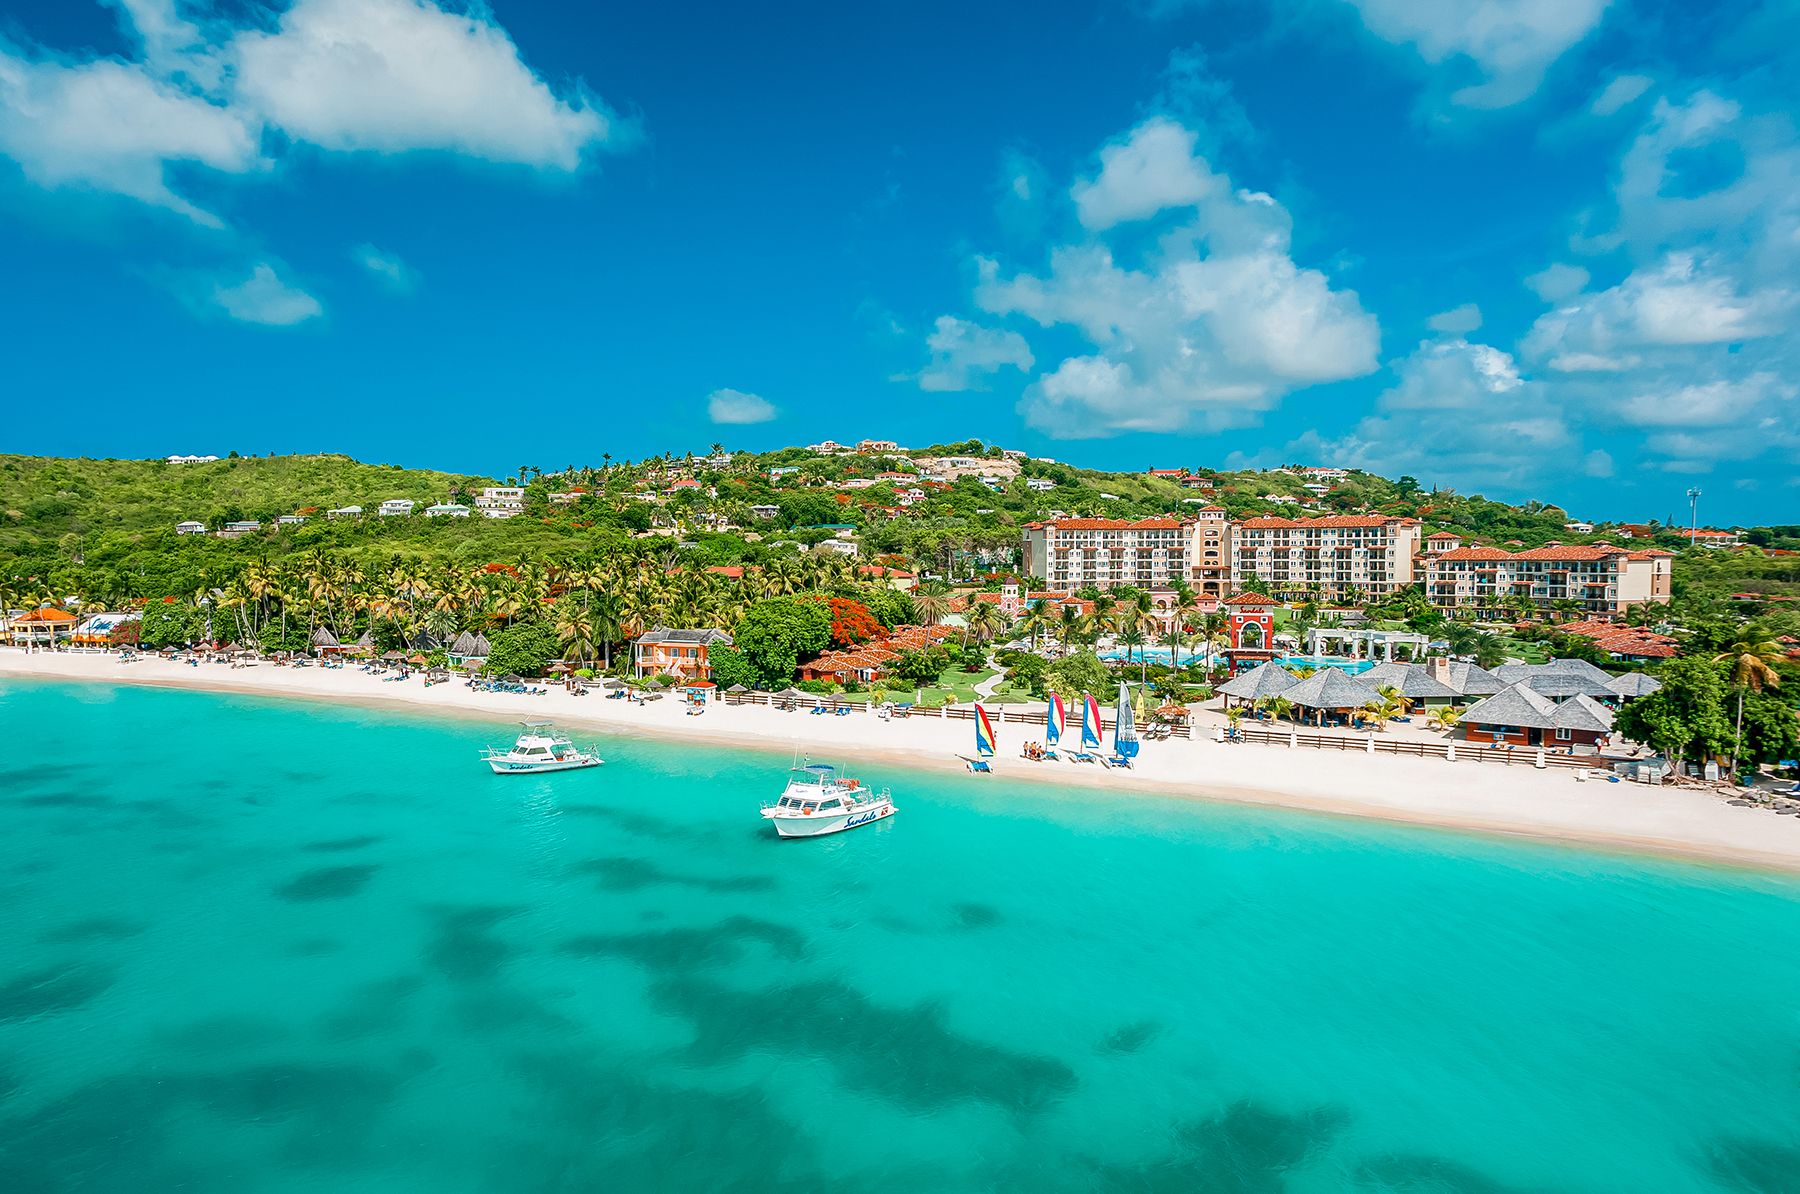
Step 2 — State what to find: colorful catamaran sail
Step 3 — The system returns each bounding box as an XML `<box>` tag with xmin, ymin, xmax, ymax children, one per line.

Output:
<box><xmin>1114</xmin><ymin>682</ymin><xmax>1140</xmax><ymax>760</ymax></box>
<box><xmin>974</xmin><ymin>703</ymin><xmax>997</xmax><ymax>757</ymax></box>
<box><xmin>1081</xmin><ymin>693</ymin><xmax>1103</xmax><ymax>750</ymax></box>
<box><xmin>1045</xmin><ymin>693</ymin><xmax>1066</xmax><ymax>746</ymax></box>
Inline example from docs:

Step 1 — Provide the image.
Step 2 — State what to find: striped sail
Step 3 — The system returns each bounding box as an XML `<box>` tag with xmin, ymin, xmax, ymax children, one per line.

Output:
<box><xmin>1045</xmin><ymin>693</ymin><xmax>1066</xmax><ymax>745</ymax></box>
<box><xmin>1081</xmin><ymin>693</ymin><xmax>1103</xmax><ymax>750</ymax></box>
<box><xmin>974</xmin><ymin>703</ymin><xmax>997</xmax><ymax>757</ymax></box>
<box><xmin>1114</xmin><ymin>682</ymin><xmax>1140</xmax><ymax>759</ymax></box>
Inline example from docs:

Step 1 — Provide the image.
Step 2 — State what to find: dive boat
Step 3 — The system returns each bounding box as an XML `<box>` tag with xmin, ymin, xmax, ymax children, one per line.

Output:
<box><xmin>761</xmin><ymin>762</ymin><xmax>895</xmax><ymax>838</ymax></box>
<box><xmin>481</xmin><ymin>721</ymin><xmax>603</xmax><ymax>774</ymax></box>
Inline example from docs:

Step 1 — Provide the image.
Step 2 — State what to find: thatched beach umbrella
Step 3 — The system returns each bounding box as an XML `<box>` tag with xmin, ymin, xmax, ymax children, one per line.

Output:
<box><xmin>548</xmin><ymin>661</ymin><xmax>571</xmax><ymax>674</ymax></box>
<box><xmin>725</xmin><ymin>683</ymin><xmax>749</xmax><ymax>694</ymax></box>
<box><xmin>381</xmin><ymin>649</ymin><xmax>406</xmax><ymax>661</ymax></box>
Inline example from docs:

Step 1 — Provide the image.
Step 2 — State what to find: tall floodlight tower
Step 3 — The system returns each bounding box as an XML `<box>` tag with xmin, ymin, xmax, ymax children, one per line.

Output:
<box><xmin>1687</xmin><ymin>487</ymin><xmax>1702</xmax><ymax>546</ymax></box>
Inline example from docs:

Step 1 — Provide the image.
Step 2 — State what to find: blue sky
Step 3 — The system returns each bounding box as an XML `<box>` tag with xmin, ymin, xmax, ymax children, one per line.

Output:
<box><xmin>2</xmin><ymin>1</ymin><xmax>1796</xmax><ymax>524</ymax></box>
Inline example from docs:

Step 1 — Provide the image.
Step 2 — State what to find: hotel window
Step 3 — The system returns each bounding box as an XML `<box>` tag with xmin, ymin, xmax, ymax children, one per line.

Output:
<box><xmin>1555</xmin><ymin>728</ymin><xmax>1572</xmax><ymax>742</ymax></box>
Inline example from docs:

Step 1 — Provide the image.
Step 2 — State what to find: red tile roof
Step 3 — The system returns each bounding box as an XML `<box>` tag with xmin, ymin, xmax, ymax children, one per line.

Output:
<box><xmin>1042</xmin><ymin>517</ymin><xmax>1184</xmax><ymax>530</ymax></box>
<box><xmin>13</xmin><ymin>607</ymin><xmax>77</xmax><ymax>623</ymax></box>
<box><xmin>1224</xmin><ymin>592</ymin><xmax>1276</xmax><ymax>606</ymax></box>
<box><xmin>1238</xmin><ymin>515</ymin><xmax>1418</xmax><ymax>529</ymax></box>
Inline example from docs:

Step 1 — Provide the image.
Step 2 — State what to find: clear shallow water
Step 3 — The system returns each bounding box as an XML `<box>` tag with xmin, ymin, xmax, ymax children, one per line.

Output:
<box><xmin>2</xmin><ymin>680</ymin><xmax>1798</xmax><ymax>1193</ymax></box>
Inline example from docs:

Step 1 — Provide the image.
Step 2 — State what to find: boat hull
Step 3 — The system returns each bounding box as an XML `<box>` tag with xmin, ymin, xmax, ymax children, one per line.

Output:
<box><xmin>764</xmin><ymin>801</ymin><xmax>895</xmax><ymax>838</ymax></box>
<box><xmin>485</xmin><ymin>756</ymin><xmax>601</xmax><ymax>775</ymax></box>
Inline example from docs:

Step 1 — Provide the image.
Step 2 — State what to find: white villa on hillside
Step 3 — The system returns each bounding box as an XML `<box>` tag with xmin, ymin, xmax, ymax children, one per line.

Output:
<box><xmin>423</xmin><ymin>503</ymin><xmax>471</xmax><ymax>518</ymax></box>
<box><xmin>166</xmin><ymin>454</ymin><xmax>219</xmax><ymax>464</ymax></box>
<box><xmin>175</xmin><ymin>521</ymin><xmax>206</xmax><ymax>535</ymax></box>
<box><xmin>474</xmin><ymin>486</ymin><xmax>525</xmax><ymax>513</ymax></box>
<box><xmin>327</xmin><ymin>505</ymin><xmax>363</xmax><ymax>519</ymax></box>
<box><xmin>277</xmin><ymin>514</ymin><xmax>306</xmax><ymax>526</ymax></box>
<box><xmin>378</xmin><ymin>499</ymin><xmax>415</xmax><ymax>517</ymax></box>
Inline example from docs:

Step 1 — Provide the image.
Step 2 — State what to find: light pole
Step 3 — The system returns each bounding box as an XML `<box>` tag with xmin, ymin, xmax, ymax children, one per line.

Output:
<box><xmin>1686</xmin><ymin>487</ymin><xmax>1701</xmax><ymax>546</ymax></box>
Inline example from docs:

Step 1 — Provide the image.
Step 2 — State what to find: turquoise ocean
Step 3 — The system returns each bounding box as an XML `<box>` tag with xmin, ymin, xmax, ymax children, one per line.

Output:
<box><xmin>2</xmin><ymin>678</ymin><xmax>1798</xmax><ymax>1193</ymax></box>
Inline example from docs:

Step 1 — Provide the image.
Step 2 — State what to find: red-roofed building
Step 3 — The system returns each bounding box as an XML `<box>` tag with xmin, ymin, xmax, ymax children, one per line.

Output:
<box><xmin>1425</xmin><ymin>544</ymin><xmax>1672</xmax><ymax>617</ymax></box>
<box><xmin>5</xmin><ymin>606</ymin><xmax>78</xmax><ymax>647</ymax></box>
<box><xmin>798</xmin><ymin>624</ymin><xmax>958</xmax><ymax>684</ymax></box>
<box><xmin>1022</xmin><ymin>517</ymin><xmax>1194</xmax><ymax>590</ymax></box>
<box><xmin>1232</xmin><ymin>515</ymin><xmax>1422</xmax><ymax>601</ymax></box>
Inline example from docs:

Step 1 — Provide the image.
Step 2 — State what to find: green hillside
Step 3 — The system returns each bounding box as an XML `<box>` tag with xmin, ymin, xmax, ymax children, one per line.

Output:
<box><xmin>0</xmin><ymin>453</ymin><xmax>494</xmax><ymax>537</ymax></box>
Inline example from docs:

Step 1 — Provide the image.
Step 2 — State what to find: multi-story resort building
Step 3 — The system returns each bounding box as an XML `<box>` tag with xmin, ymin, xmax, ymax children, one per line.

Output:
<box><xmin>1189</xmin><ymin>505</ymin><xmax>1232</xmax><ymax>599</ymax></box>
<box><xmin>1424</xmin><ymin>544</ymin><xmax>1673</xmax><ymax>617</ymax></box>
<box><xmin>1230</xmin><ymin>515</ymin><xmax>1423</xmax><ymax>602</ymax></box>
<box><xmin>1021</xmin><ymin>517</ymin><xmax>1190</xmax><ymax>590</ymax></box>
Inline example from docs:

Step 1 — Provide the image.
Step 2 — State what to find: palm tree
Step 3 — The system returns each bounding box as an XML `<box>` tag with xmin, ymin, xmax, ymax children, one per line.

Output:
<box><xmin>1714</xmin><ymin>630</ymin><xmax>1784</xmax><ymax>774</ymax></box>
<box><xmin>964</xmin><ymin>600</ymin><xmax>1006</xmax><ymax>651</ymax></box>
<box><xmin>1427</xmin><ymin>706</ymin><xmax>1461</xmax><ymax>733</ymax></box>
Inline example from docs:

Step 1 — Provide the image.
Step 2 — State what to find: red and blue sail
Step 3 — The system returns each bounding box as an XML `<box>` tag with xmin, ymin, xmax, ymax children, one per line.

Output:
<box><xmin>974</xmin><ymin>703</ymin><xmax>997</xmax><ymax>757</ymax></box>
<box><xmin>1080</xmin><ymin>693</ymin><xmax>1103</xmax><ymax>749</ymax></box>
<box><xmin>1045</xmin><ymin>693</ymin><xmax>1066</xmax><ymax>745</ymax></box>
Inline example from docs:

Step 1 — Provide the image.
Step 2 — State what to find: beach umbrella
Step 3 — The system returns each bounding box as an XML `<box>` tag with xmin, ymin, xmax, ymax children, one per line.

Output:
<box><xmin>381</xmin><ymin>649</ymin><xmax>406</xmax><ymax>661</ymax></box>
<box><xmin>462</xmin><ymin>660</ymin><xmax>484</xmax><ymax>673</ymax></box>
<box><xmin>725</xmin><ymin>683</ymin><xmax>749</xmax><ymax>695</ymax></box>
<box><xmin>775</xmin><ymin>687</ymin><xmax>803</xmax><ymax>699</ymax></box>
<box><xmin>548</xmin><ymin>661</ymin><xmax>571</xmax><ymax>674</ymax></box>
<box><xmin>407</xmin><ymin>653</ymin><xmax>427</xmax><ymax>665</ymax></box>
<box><xmin>601</xmin><ymin>678</ymin><xmax>628</xmax><ymax>690</ymax></box>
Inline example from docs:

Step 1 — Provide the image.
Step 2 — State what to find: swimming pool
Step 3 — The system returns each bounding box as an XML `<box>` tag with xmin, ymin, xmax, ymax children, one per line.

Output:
<box><xmin>1095</xmin><ymin>649</ymin><xmax>1375</xmax><ymax>675</ymax></box>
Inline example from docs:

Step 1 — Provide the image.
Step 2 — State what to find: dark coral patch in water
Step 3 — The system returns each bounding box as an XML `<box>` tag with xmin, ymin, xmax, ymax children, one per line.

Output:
<box><xmin>1090</xmin><ymin>1099</ymin><xmax>1348</xmax><ymax>1193</ymax></box>
<box><xmin>573</xmin><ymin>856</ymin><xmax>775</xmax><ymax>894</ymax></box>
<box><xmin>424</xmin><ymin>905</ymin><xmax>525</xmax><ymax>985</ymax></box>
<box><xmin>301</xmin><ymin>835</ymin><xmax>385</xmax><ymax>854</ymax></box>
<box><xmin>1705</xmin><ymin>1136</ymin><xmax>1800</xmax><ymax>1194</ymax></box>
<box><xmin>0</xmin><ymin>965</ymin><xmax>115</xmax><ymax>1024</ymax></box>
<box><xmin>1099</xmin><ymin>1020</ymin><xmax>1160</xmax><ymax>1055</ymax></box>
<box><xmin>649</xmin><ymin>975</ymin><xmax>1077</xmax><ymax>1115</ymax></box>
<box><xmin>952</xmin><ymin>902</ymin><xmax>1002</xmax><ymax>930</ymax></box>
<box><xmin>563</xmin><ymin>915</ymin><xmax>808</xmax><ymax>972</ymax></box>
<box><xmin>1355</xmin><ymin>1152</ymin><xmax>1556</xmax><ymax>1192</ymax></box>
<box><xmin>37</xmin><ymin>917</ymin><xmax>145</xmax><ymax>945</ymax></box>
<box><xmin>274</xmin><ymin>864</ymin><xmax>378</xmax><ymax>902</ymax></box>
<box><xmin>506</xmin><ymin>1051</ymin><xmax>844</xmax><ymax>1192</ymax></box>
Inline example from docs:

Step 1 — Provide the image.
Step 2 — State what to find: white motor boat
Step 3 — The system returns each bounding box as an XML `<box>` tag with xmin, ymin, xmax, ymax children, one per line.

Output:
<box><xmin>481</xmin><ymin>721</ymin><xmax>603</xmax><ymax>774</ymax></box>
<box><xmin>760</xmin><ymin>762</ymin><xmax>895</xmax><ymax>838</ymax></box>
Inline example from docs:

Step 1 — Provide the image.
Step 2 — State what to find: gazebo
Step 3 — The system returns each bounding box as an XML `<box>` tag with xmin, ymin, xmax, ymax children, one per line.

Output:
<box><xmin>309</xmin><ymin>627</ymin><xmax>342</xmax><ymax>655</ymax></box>
<box><xmin>1357</xmin><ymin>662</ymin><xmax>1460</xmax><ymax>710</ymax></box>
<box><xmin>1216</xmin><ymin>661</ymin><xmax>1298</xmax><ymax>710</ymax></box>
<box><xmin>1279</xmin><ymin>668</ymin><xmax>1378</xmax><ymax>727</ymax></box>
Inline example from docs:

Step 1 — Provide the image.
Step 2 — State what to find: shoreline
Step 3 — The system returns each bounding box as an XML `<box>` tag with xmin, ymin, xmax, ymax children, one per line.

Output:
<box><xmin>8</xmin><ymin>649</ymin><xmax>1800</xmax><ymax>878</ymax></box>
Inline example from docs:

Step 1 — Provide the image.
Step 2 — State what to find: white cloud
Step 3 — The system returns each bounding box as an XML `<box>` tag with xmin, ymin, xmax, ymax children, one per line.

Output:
<box><xmin>1525</xmin><ymin>252</ymin><xmax>1794</xmax><ymax>370</ymax></box>
<box><xmin>1589</xmin><ymin>73</ymin><xmax>1653</xmax><ymax>116</ymax></box>
<box><xmin>210</xmin><ymin>262</ymin><xmax>322</xmax><ymax>325</ymax></box>
<box><xmin>1582</xmin><ymin>449</ymin><xmax>1614</xmax><ymax>478</ymax></box>
<box><xmin>353</xmin><ymin>243</ymin><xmax>417</xmax><ymax>292</ymax></box>
<box><xmin>1297</xmin><ymin>338</ymin><xmax>1569</xmax><ymax>491</ymax></box>
<box><xmin>960</xmin><ymin>116</ymin><xmax>1378</xmax><ymax>438</ymax></box>
<box><xmin>0</xmin><ymin>0</ymin><xmax>625</xmax><ymax>227</ymax></box>
<box><xmin>0</xmin><ymin>50</ymin><xmax>260</xmax><ymax>227</ymax></box>
<box><xmin>1615</xmin><ymin>374</ymin><xmax>1789</xmax><ymax>429</ymax></box>
<box><xmin>1341</xmin><ymin>0</ymin><xmax>1612</xmax><ymax>109</ymax></box>
<box><xmin>913</xmin><ymin>316</ymin><xmax>1034</xmax><ymax>392</ymax></box>
<box><xmin>228</xmin><ymin>0</ymin><xmax>620</xmax><ymax>169</ymax></box>
<box><xmin>1071</xmin><ymin>117</ymin><xmax>1219</xmax><ymax>230</ymax></box>
<box><xmin>1426</xmin><ymin>302</ymin><xmax>1482</xmax><ymax>333</ymax></box>
<box><xmin>1525</xmin><ymin>262</ymin><xmax>1589</xmax><ymax>301</ymax></box>
<box><xmin>707</xmin><ymin>388</ymin><xmax>777</xmax><ymax>425</ymax></box>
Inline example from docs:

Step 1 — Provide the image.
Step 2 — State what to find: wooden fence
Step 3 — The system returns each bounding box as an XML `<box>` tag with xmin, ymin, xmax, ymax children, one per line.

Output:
<box><xmin>723</xmin><ymin>693</ymin><xmax>1596</xmax><ymax>769</ymax></box>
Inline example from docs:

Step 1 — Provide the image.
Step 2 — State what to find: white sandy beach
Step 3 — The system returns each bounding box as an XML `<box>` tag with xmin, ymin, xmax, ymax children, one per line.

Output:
<box><xmin>7</xmin><ymin>647</ymin><xmax>1800</xmax><ymax>875</ymax></box>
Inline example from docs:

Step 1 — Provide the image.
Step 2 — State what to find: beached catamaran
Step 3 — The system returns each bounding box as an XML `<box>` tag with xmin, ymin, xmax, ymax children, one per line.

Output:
<box><xmin>1110</xmin><ymin>682</ymin><xmax>1140</xmax><ymax>769</ymax></box>
<box><xmin>964</xmin><ymin>703</ymin><xmax>997</xmax><ymax>773</ymax></box>
<box><xmin>1070</xmin><ymin>692</ymin><xmax>1103</xmax><ymax>763</ymax></box>
<box><xmin>1044</xmin><ymin>692</ymin><xmax>1066</xmax><ymax>759</ymax></box>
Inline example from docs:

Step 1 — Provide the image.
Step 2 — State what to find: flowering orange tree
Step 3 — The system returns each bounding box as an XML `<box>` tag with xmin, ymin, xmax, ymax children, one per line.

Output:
<box><xmin>826</xmin><ymin>597</ymin><xmax>882</xmax><ymax>648</ymax></box>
